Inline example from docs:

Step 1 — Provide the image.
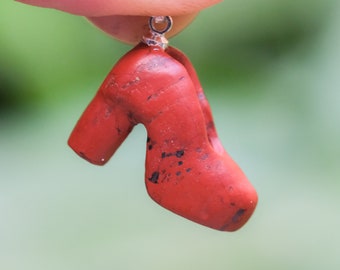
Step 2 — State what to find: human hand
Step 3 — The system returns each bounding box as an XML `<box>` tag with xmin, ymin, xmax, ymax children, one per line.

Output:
<box><xmin>16</xmin><ymin>0</ymin><xmax>221</xmax><ymax>44</ymax></box>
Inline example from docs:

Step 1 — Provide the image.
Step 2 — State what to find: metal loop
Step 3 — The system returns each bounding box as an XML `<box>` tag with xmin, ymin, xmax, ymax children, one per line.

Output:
<box><xmin>149</xmin><ymin>16</ymin><xmax>173</xmax><ymax>35</ymax></box>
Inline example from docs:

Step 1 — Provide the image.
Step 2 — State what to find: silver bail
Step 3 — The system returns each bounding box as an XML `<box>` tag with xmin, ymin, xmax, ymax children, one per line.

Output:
<box><xmin>142</xmin><ymin>16</ymin><xmax>173</xmax><ymax>50</ymax></box>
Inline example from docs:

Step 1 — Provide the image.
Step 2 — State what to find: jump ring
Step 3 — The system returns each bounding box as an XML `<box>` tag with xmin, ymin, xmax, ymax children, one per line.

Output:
<box><xmin>149</xmin><ymin>16</ymin><xmax>173</xmax><ymax>35</ymax></box>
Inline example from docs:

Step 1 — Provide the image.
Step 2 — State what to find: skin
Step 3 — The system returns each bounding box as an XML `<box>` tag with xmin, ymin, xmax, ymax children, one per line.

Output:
<box><xmin>15</xmin><ymin>0</ymin><xmax>222</xmax><ymax>44</ymax></box>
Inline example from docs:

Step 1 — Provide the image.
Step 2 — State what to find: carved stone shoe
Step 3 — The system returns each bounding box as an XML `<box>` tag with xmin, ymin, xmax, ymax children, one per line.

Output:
<box><xmin>68</xmin><ymin>43</ymin><xmax>258</xmax><ymax>231</ymax></box>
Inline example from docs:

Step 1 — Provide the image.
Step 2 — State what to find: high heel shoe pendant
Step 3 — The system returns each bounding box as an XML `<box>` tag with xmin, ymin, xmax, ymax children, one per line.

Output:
<box><xmin>68</xmin><ymin>16</ymin><xmax>258</xmax><ymax>231</ymax></box>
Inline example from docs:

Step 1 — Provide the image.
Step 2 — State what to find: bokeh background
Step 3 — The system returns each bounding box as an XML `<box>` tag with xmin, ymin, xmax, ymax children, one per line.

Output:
<box><xmin>1</xmin><ymin>1</ymin><xmax>340</xmax><ymax>269</ymax></box>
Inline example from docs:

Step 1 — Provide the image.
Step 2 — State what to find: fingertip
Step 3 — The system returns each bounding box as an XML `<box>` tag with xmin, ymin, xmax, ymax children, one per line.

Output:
<box><xmin>16</xmin><ymin>0</ymin><xmax>221</xmax><ymax>16</ymax></box>
<box><xmin>87</xmin><ymin>14</ymin><xmax>198</xmax><ymax>44</ymax></box>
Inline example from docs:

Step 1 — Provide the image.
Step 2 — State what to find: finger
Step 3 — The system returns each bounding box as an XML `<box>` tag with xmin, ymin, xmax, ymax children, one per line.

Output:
<box><xmin>88</xmin><ymin>14</ymin><xmax>198</xmax><ymax>44</ymax></box>
<box><xmin>16</xmin><ymin>0</ymin><xmax>221</xmax><ymax>16</ymax></box>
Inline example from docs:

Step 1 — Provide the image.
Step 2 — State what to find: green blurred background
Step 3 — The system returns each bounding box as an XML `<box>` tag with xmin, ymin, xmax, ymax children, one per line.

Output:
<box><xmin>1</xmin><ymin>1</ymin><xmax>340</xmax><ymax>269</ymax></box>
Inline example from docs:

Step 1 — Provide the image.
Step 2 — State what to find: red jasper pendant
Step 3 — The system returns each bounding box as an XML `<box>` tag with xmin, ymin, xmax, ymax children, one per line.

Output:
<box><xmin>68</xmin><ymin>16</ymin><xmax>258</xmax><ymax>231</ymax></box>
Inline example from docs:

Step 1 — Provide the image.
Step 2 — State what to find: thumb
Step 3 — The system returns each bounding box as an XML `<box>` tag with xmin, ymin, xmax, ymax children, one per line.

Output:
<box><xmin>16</xmin><ymin>0</ymin><xmax>221</xmax><ymax>44</ymax></box>
<box><xmin>15</xmin><ymin>0</ymin><xmax>221</xmax><ymax>16</ymax></box>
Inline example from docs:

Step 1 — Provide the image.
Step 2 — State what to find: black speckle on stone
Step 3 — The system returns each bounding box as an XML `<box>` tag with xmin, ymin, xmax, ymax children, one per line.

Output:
<box><xmin>116</xmin><ymin>127</ymin><xmax>122</xmax><ymax>135</ymax></box>
<box><xmin>176</xmin><ymin>150</ymin><xmax>185</xmax><ymax>158</ymax></box>
<box><xmin>186</xmin><ymin>168</ymin><xmax>192</xmax><ymax>173</ymax></box>
<box><xmin>198</xmin><ymin>92</ymin><xmax>205</xmax><ymax>101</ymax></box>
<box><xmin>176</xmin><ymin>171</ymin><xmax>181</xmax><ymax>176</ymax></box>
<box><xmin>161</xmin><ymin>152</ymin><xmax>173</xmax><ymax>158</ymax></box>
<box><xmin>206</xmin><ymin>121</ymin><xmax>215</xmax><ymax>130</ymax></box>
<box><xmin>178</xmin><ymin>161</ymin><xmax>183</xmax><ymax>166</ymax></box>
<box><xmin>147</xmin><ymin>137</ymin><xmax>153</xmax><ymax>150</ymax></box>
<box><xmin>148</xmin><ymin>171</ymin><xmax>160</xmax><ymax>184</ymax></box>
<box><xmin>201</xmin><ymin>153</ymin><xmax>209</xmax><ymax>160</ymax></box>
<box><xmin>232</xmin><ymin>208</ymin><xmax>246</xmax><ymax>223</ymax></box>
<box><xmin>127</xmin><ymin>111</ymin><xmax>137</xmax><ymax>124</ymax></box>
